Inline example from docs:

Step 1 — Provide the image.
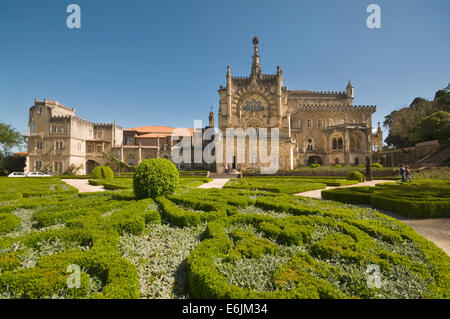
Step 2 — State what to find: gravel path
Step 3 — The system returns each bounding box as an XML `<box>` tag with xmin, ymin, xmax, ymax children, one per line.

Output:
<box><xmin>197</xmin><ymin>178</ymin><xmax>230</xmax><ymax>189</ymax></box>
<box><xmin>294</xmin><ymin>180</ymin><xmax>395</xmax><ymax>199</ymax></box>
<box><xmin>62</xmin><ymin>179</ymin><xmax>105</xmax><ymax>193</ymax></box>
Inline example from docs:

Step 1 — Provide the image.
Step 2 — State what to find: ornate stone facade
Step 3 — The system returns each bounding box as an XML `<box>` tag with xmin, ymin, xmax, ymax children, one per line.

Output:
<box><xmin>217</xmin><ymin>38</ymin><xmax>381</xmax><ymax>172</ymax></box>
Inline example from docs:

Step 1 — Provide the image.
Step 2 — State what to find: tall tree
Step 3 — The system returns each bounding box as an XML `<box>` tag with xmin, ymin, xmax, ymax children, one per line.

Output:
<box><xmin>383</xmin><ymin>84</ymin><xmax>450</xmax><ymax>148</ymax></box>
<box><xmin>0</xmin><ymin>122</ymin><xmax>24</xmax><ymax>157</ymax></box>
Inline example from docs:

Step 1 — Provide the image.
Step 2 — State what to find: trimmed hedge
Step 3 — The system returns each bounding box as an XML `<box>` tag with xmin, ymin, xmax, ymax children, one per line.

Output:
<box><xmin>156</xmin><ymin>196</ymin><xmax>229</xmax><ymax>227</ymax></box>
<box><xmin>91</xmin><ymin>166</ymin><xmax>114</xmax><ymax>180</ymax></box>
<box><xmin>133</xmin><ymin>158</ymin><xmax>179</xmax><ymax>199</ymax></box>
<box><xmin>347</xmin><ymin>171</ymin><xmax>365</xmax><ymax>182</ymax></box>
<box><xmin>0</xmin><ymin>213</ymin><xmax>21</xmax><ymax>234</ymax></box>
<box><xmin>187</xmin><ymin>203</ymin><xmax>450</xmax><ymax>299</ymax></box>
<box><xmin>322</xmin><ymin>180</ymin><xmax>450</xmax><ymax>218</ymax></box>
<box><xmin>0</xmin><ymin>192</ymin><xmax>163</xmax><ymax>298</ymax></box>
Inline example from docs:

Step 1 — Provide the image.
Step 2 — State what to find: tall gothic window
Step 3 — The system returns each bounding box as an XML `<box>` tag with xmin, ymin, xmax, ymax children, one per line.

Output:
<box><xmin>338</xmin><ymin>138</ymin><xmax>343</xmax><ymax>150</ymax></box>
<box><xmin>332</xmin><ymin>138</ymin><xmax>338</xmax><ymax>150</ymax></box>
<box><xmin>307</xmin><ymin>120</ymin><xmax>312</xmax><ymax>128</ymax></box>
<box><xmin>318</xmin><ymin>120</ymin><xmax>323</xmax><ymax>128</ymax></box>
<box><xmin>307</xmin><ymin>138</ymin><xmax>314</xmax><ymax>151</ymax></box>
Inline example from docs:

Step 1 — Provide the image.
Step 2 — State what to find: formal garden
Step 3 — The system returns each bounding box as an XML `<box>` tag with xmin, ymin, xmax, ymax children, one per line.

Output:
<box><xmin>0</xmin><ymin>161</ymin><xmax>449</xmax><ymax>299</ymax></box>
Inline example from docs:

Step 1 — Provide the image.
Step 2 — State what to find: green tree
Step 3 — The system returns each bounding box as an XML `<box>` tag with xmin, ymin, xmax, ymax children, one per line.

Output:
<box><xmin>413</xmin><ymin>111</ymin><xmax>450</xmax><ymax>145</ymax></box>
<box><xmin>0</xmin><ymin>123</ymin><xmax>24</xmax><ymax>157</ymax></box>
<box><xmin>383</xmin><ymin>84</ymin><xmax>450</xmax><ymax>148</ymax></box>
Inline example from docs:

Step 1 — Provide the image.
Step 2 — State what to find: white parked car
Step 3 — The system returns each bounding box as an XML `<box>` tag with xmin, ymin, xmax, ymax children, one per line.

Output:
<box><xmin>26</xmin><ymin>172</ymin><xmax>51</xmax><ymax>177</ymax></box>
<box><xmin>8</xmin><ymin>172</ymin><xmax>26</xmax><ymax>177</ymax></box>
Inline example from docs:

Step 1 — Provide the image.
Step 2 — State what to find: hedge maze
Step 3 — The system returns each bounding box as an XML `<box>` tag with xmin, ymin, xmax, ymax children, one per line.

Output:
<box><xmin>322</xmin><ymin>180</ymin><xmax>450</xmax><ymax>218</ymax></box>
<box><xmin>0</xmin><ymin>177</ymin><xmax>449</xmax><ymax>299</ymax></box>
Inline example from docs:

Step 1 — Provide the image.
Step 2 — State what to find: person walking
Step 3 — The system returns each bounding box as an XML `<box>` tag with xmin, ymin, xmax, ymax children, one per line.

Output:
<box><xmin>405</xmin><ymin>165</ymin><xmax>413</xmax><ymax>182</ymax></box>
<box><xmin>399</xmin><ymin>164</ymin><xmax>406</xmax><ymax>182</ymax></box>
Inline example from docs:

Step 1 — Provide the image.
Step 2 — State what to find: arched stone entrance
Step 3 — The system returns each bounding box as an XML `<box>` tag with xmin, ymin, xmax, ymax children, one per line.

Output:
<box><xmin>307</xmin><ymin>156</ymin><xmax>322</xmax><ymax>166</ymax></box>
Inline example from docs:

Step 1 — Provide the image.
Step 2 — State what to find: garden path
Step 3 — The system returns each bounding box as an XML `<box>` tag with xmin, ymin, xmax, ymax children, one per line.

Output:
<box><xmin>294</xmin><ymin>180</ymin><xmax>394</xmax><ymax>199</ymax></box>
<box><xmin>196</xmin><ymin>178</ymin><xmax>230</xmax><ymax>189</ymax></box>
<box><xmin>62</xmin><ymin>179</ymin><xmax>105</xmax><ymax>193</ymax></box>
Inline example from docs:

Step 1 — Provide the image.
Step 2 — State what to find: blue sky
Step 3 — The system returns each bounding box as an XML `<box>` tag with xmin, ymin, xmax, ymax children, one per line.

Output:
<box><xmin>1</xmin><ymin>0</ymin><xmax>449</xmax><ymax>149</ymax></box>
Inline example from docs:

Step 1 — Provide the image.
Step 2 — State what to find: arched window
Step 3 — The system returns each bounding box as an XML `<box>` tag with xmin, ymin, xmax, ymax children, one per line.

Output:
<box><xmin>318</xmin><ymin>120</ymin><xmax>323</xmax><ymax>128</ymax></box>
<box><xmin>307</xmin><ymin>120</ymin><xmax>312</xmax><ymax>128</ymax></box>
<box><xmin>332</xmin><ymin>137</ymin><xmax>343</xmax><ymax>151</ymax></box>
<box><xmin>128</xmin><ymin>155</ymin><xmax>135</xmax><ymax>166</ymax></box>
<box><xmin>335</xmin><ymin>158</ymin><xmax>339</xmax><ymax>164</ymax></box>
<box><xmin>338</xmin><ymin>138</ymin><xmax>343</xmax><ymax>150</ymax></box>
<box><xmin>307</xmin><ymin>138</ymin><xmax>314</xmax><ymax>151</ymax></box>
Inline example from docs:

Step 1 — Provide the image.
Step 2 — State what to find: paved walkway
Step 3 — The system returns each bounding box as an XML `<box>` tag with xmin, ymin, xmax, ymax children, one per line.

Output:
<box><xmin>62</xmin><ymin>179</ymin><xmax>105</xmax><ymax>193</ymax></box>
<box><xmin>294</xmin><ymin>180</ymin><xmax>394</xmax><ymax>199</ymax></box>
<box><xmin>197</xmin><ymin>178</ymin><xmax>230</xmax><ymax>189</ymax></box>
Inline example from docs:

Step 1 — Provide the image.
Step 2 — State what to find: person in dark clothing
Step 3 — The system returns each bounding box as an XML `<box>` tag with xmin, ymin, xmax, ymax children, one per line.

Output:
<box><xmin>399</xmin><ymin>164</ymin><xmax>406</xmax><ymax>182</ymax></box>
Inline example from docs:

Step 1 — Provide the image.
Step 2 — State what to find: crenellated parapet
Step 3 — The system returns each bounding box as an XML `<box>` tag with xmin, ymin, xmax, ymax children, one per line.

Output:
<box><xmin>292</xmin><ymin>104</ymin><xmax>376</xmax><ymax>115</ymax></box>
<box><xmin>288</xmin><ymin>90</ymin><xmax>348</xmax><ymax>98</ymax></box>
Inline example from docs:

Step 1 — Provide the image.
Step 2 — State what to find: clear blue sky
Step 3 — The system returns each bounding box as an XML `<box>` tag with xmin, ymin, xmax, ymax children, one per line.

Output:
<box><xmin>1</xmin><ymin>0</ymin><xmax>449</xmax><ymax>149</ymax></box>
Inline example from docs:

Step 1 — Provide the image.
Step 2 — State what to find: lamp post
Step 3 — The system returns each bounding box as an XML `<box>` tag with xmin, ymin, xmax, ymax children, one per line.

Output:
<box><xmin>388</xmin><ymin>144</ymin><xmax>395</xmax><ymax>171</ymax></box>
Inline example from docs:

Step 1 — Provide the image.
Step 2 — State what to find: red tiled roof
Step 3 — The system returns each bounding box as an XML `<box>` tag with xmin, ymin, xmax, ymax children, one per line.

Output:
<box><xmin>135</xmin><ymin>131</ymin><xmax>193</xmax><ymax>138</ymax></box>
<box><xmin>14</xmin><ymin>151</ymin><xmax>28</xmax><ymax>157</ymax></box>
<box><xmin>124</xmin><ymin>126</ymin><xmax>175</xmax><ymax>133</ymax></box>
<box><xmin>125</xmin><ymin>126</ymin><xmax>195</xmax><ymax>136</ymax></box>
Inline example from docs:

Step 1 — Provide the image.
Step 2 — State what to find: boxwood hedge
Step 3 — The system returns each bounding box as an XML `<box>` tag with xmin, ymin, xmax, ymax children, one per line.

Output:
<box><xmin>187</xmin><ymin>196</ymin><xmax>450</xmax><ymax>299</ymax></box>
<box><xmin>322</xmin><ymin>180</ymin><xmax>450</xmax><ymax>218</ymax></box>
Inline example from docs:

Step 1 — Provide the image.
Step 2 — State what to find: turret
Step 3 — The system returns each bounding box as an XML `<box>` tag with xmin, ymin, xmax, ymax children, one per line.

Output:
<box><xmin>276</xmin><ymin>65</ymin><xmax>283</xmax><ymax>116</ymax></box>
<box><xmin>208</xmin><ymin>107</ymin><xmax>215</xmax><ymax>127</ymax></box>
<box><xmin>346</xmin><ymin>79</ymin><xmax>354</xmax><ymax>99</ymax></box>
<box><xmin>226</xmin><ymin>66</ymin><xmax>232</xmax><ymax>118</ymax></box>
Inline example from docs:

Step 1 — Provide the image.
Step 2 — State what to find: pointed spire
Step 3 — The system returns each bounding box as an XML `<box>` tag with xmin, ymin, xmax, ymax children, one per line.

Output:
<box><xmin>250</xmin><ymin>37</ymin><xmax>262</xmax><ymax>79</ymax></box>
<box><xmin>346</xmin><ymin>79</ymin><xmax>354</xmax><ymax>88</ymax></box>
<box><xmin>346</xmin><ymin>79</ymin><xmax>354</xmax><ymax>98</ymax></box>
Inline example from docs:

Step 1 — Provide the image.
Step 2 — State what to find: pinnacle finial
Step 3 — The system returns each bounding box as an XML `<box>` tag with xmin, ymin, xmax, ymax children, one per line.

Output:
<box><xmin>251</xmin><ymin>37</ymin><xmax>262</xmax><ymax>79</ymax></box>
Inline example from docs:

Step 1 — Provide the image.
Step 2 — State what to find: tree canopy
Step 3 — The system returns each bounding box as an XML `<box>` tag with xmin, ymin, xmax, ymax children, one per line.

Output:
<box><xmin>0</xmin><ymin>122</ymin><xmax>24</xmax><ymax>157</ymax></box>
<box><xmin>383</xmin><ymin>83</ymin><xmax>450</xmax><ymax>148</ymax></box>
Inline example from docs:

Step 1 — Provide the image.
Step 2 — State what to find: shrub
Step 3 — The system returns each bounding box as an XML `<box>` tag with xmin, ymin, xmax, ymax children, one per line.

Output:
<box><xmin>133</xmin><ymin>158</ymin><xmax>179</xmax><ymax>199</ymax></box>
<box><xmin>91</xmin><ymin>166</ymin><xmax>114</xmax><ymax>180</ymax></box>
<box><xmin>322</xmin><ymin>187</ymin><xmax>372</xmax><ymax>205</ymax></box>
<box><xmin>371</xmin><ymin>163</ymin><xmax>383</xmax><ymax>169</ymax></box>
<box><xmin>335</xmin><ymin>164</ymin><xmax>342</xmax><ymax>168</ymax></box>
<box><xmin>346</xmin><ymin>171</ymin><xmax>365</xmax><ymax>182</ymax></box>
<box><xmin>0</xmin><ymin>213</ymin><xmax>20</xmax><ymax>234</ymax></box>
<box><xmin>309</xmin><ymin>164</ymin><xmax>320</xmax><ymax>168</ymax></box>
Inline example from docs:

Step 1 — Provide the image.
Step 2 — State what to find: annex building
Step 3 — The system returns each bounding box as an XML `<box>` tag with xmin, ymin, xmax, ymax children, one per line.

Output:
<box><xmin>25</xmin><ymin>99</ymin><xmax>197</xmax><ymax>175</ymax></box>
